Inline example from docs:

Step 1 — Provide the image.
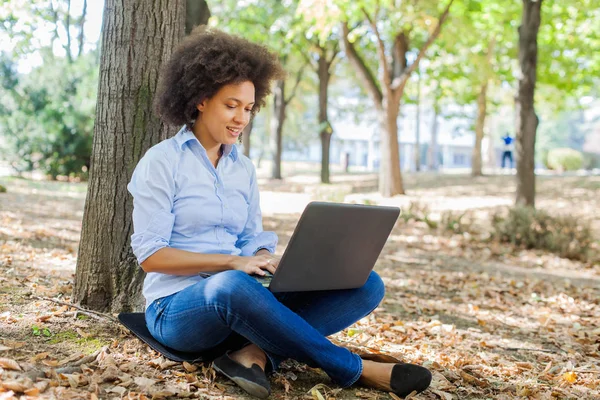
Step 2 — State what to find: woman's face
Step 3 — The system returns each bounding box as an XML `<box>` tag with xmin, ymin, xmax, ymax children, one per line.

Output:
<box><xmin>196</xmin><ymin>80</ymin><xmax>255</xmax><ymax>147</ymax></box>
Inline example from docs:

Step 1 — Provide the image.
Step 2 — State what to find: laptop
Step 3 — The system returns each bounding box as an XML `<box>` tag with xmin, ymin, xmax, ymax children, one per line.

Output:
<box><xmin>255</xmin><ymin>201</ymin><xmax>400</xmax><ymax>292</ymax></box>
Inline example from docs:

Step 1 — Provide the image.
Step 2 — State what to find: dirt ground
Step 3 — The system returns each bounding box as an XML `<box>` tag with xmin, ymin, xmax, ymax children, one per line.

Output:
<box><xmin>0</xmin><ymin>172</ymin><xmax>599</xmax><ymax>399</ymax></box>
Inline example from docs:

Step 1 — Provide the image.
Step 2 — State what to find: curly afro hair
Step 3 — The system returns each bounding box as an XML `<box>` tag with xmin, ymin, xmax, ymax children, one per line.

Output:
<box><xmin>154</xmin><ymin>27</ymin><xmax>286</xmax><ymax>128</ymax></box>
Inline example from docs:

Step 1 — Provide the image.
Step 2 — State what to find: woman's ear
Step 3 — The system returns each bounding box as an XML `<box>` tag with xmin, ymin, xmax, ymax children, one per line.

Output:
<box><xmin>196</xmin><ymin>100</ymin><xmax>206</xmax><ymax>113</ymax></box>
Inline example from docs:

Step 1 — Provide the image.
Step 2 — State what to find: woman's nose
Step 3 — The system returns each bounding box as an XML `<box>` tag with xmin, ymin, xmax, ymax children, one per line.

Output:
<box><xmin>234</xmin><ymin>110</ymin><xmax>249</xmax><ymax>125</ymax></box>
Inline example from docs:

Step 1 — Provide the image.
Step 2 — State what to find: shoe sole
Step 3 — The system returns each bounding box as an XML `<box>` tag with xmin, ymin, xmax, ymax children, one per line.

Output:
<box><xmin>213</xmin><ymin>362</ymin><xmax>270</xmax><ymax>399</ymax></box>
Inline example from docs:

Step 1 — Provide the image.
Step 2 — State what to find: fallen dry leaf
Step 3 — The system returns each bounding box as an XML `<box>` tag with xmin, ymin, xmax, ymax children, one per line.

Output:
<box><xmin>0</xmin><ymin>390</ymin><xmax>16</xmax><ymax>400</ymax></box>
<box><xmin>76</xmin><ymin>328</ymin><xmax>91</xmax><ymax>338</ymax></box>
<box><xmin>431</xmin><ymin>389</ymin><xmax>453</xmax><ymax>400</ymax></box>
<box><xmin>30</xmin><ymin>352</ymin><xmax>49</xmax><ymax>362</ymax></box>
<box><xmin>0</xmin><ymin>357</ymin><xmax>22</xmax><ymax>371</ymax></box>
<box><xmin>182</xmin><ymin>361</ymin><xmax>197</xmax><ymax>372</ymax></box>
<box><xmin>134</xmin><ymin>376</ymin><xmax>157</xmax><ymax>389</ymax></box>
<box><xmin>1</xmin><ymin>379</ymin><xmax>32</xmax><ymax>393</ymax></box>
<box><xmin>23</xmin><ymin>388</ymin><xmax>40</xmax><ymax>396</ymax></box>
<box><xmin>106</xmin><ymin>385</ymin><xmax>127</xmax><ymax>396</ymax></box>
<box><xmin>41</xmin><ymin>358</ymin><xmax>59</xmax><ymax>367</ymax></box>
<box><xmin>150</xmin><ymin>390</ymin><xmax>175</xmax><ymax>399</ymax></box>
<box><xmin>562</xmin><ymin>371</ymin><xmax>577</xmax><ymax>384</ymax></box>
<box><xmin>460</xmin><ymin>370</ymin><xmax>488</xmax><ymax>388</ymax></box>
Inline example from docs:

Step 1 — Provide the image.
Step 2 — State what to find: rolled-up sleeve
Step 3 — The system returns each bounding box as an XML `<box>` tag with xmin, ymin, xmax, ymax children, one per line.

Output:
<box><xmin>236</xmin><ymin>162</ymin><xmax>278</xmax><ymax>256</ymax></box>
<box><xmin>127</xmin><ymin>149</ymin><xmax>176</xmax><ymax>264</ymax></box>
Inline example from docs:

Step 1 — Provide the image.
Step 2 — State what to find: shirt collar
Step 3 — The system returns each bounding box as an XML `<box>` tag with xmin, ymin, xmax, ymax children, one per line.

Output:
<box><xmin>174</xmin><ymin>125</ymin><xmax>238</xmax><ymax>161</ymax></box>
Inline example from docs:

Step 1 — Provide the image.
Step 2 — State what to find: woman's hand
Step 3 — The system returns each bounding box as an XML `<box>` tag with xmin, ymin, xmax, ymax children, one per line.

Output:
<box><xmin>255</xmin><ymin>249</ymin><xmax>280</xmax><ymax>269</ymax></box>
<box><xmin>231</xmin><ymin>253</ymin><xmax>279</xmax><ymax>276</ymax></box>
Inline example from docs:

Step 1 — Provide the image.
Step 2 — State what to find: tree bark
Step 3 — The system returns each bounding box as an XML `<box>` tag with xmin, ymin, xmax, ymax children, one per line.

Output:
<box><xmin>318</xmin><ymin>48</ymin><xmax>332</xmax><ymax>184</ymax></box>
<box><xmin>241</xmin><ymin>119</ymin><xmax>253</xmax><ymax>158</ymax></box>
<box><xmin>185</xmin><ymin>0</ymin><xmax>210</xmax><ymax>34</ymax></box>
<box><xmin>472</xmin><ymin>82</ymin><xmax>487</xmax><ymax>176</ymax></box>
<box><xmin>65</xmin><ymin>0</ymin><xmax>73</xmax><ymax>63</ymax></box>
<box><xmin>414</xmin><ymin>71</ymin><xmax>421</xmax><ymax>172</ymax></box>
<box><xmin>74</xmin><ymin>0</ymin><xmax>186</xmax><ymax>313</ymax></box>
<box><xmin>77</xmin><ymin>0</ymin><xmax>87</xmax><ymax>58</ymax></box>
<box><xmin>516</xmin><ymin>0</ymin><xmax>542</xmax><ymax>207</ymax></box>
<box><xmin>379</xmin><ymin>96</ymin><xmax>404</xmax><ymax>196</ymax></box>
<box><xmin>270</xmin><ymin>80</ymin><xmax>285</xmax><ymax>179</ymax></box>
<box><xmin>428</xmin><ymin>98</ymin><xmax>440</xmax><ymax>171</ymax></box>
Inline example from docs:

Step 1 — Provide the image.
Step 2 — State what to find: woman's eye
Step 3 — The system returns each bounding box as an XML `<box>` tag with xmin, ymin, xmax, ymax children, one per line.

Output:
<box><xmin>245</xmin><ymin>109</ymin><xmax>252</xmax><ymax>113</ymax></box>
<box><xmin>226</xmin><ymin>105</ymin><xmax>236</xmax><ymax>109</ymax></box>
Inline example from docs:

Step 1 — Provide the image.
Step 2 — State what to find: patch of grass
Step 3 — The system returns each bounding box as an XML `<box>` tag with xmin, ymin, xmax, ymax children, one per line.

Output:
<box><xmin>74</xmin><ymin>337</ymin><xmax>111</xmax><ymax>354</ymax></box>
<box><xmin>48</xmin><ymin>330</ymin><xmax>78</xmax><ymax>344</ymax></box>
<box><xmin>48</xmin><ymin>329</ymin><xmax>110</xmax><ymax>354</ymax></box>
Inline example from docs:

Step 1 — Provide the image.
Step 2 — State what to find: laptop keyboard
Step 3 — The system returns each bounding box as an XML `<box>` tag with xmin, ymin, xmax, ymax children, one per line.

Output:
<box><xmin>254</xmin><ymin>271</ymin><xmax>273</xmax><ymax>288</ymax></box>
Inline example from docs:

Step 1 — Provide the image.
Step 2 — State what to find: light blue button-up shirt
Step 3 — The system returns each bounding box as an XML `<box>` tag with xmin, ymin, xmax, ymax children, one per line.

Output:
<box><xmin>127</xmin><ymin>126</ymin><xmax>278</xmax><ymax>308</ymax></box>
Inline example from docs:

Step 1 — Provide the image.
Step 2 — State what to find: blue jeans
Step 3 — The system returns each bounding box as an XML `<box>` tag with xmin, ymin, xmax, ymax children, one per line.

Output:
<box><xmin>145</xmin><ymin>270</ymin><xmax>385</xmax><ymax>387</ymax></box>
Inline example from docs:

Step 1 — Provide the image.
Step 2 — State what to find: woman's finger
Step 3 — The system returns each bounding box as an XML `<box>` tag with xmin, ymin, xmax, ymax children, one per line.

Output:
<box><xmin>265</xmin><ymin>264</ymin><xmax>276</xmax><ymax>274</ymax></box>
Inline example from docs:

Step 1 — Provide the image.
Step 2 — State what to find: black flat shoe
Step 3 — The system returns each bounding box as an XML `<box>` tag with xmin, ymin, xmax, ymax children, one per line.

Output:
<box><xmin>359</xmin><ymin>362</ymin><xmax>432</xmax><ymax>398</ymax></box>
<box><xmin>389</xmin><ymin>363</ymin><xmax>432</xmax><ymax>397</ymax></box>
<box><xmin>212</xmin><ymin>353</ymin><xmax>271</xmax><ymax>399</ymax></box>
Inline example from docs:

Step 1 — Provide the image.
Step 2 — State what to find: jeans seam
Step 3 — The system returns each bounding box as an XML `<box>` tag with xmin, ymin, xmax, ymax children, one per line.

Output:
<box><xmin>340</xmin><ymin>353</ymin><xmax>363</xmax><ymax>388</ymax></box>
<box><xmin>217</xmin><ymin>304</ymin><xmax>292</xmax><ymax>358</ymax></box>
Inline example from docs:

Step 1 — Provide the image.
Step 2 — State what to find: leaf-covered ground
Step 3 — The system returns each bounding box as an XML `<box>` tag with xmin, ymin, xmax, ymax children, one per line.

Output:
<box><xmin>1</xmin><ymin>173</ymin><xmax>599</xmax><ymax>399</ymax></box>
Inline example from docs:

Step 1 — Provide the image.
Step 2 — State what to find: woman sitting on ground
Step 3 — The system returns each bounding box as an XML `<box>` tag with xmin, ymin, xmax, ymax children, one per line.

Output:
<box><xmin>127</xmin><ymin>27</ymin><xmax>432</xmax><ymax>399</ymax></box>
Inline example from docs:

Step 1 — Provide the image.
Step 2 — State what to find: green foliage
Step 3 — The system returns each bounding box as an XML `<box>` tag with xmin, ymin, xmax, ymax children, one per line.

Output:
<box><xmin>32</xmin><ymin>325</ymin><xmax>52</xmax><ymax>337</ymax></box>
<box><xmin>537</xmin><ymin>1</ymin><xmax>600</xmax><ymax>102</ymax></box>
<box><xmin>491</xmin><ymin>207</ymin><xmax>596</xmax><ymax>262</ymax></box>
<box><xmin>0</xmin><ymin>184</ymin><xmax>6</xmax><ymax>193</ymax></box>
<box><xmin>582</xmin><ymin>152</ymin><xmax>600</xmax><ymax>170</ymax></box>
<box><xmin>400</xmin><ymin>202</ymin><xmax>437</xmax><ymax>229</ymax></box>
<box><xmin>546</xmin><ymin>148</ymin><xmax>584</xmax><ymax>171</ymax></box>
<box><xmin>0</xmin><ymin>50</ymin><xmax>98</xmax><ymax>179</ymax></box>
<box><xmin>441</xmin><ymin>210</ymin><xmax>473</xmax><ymax>234</ymax></box>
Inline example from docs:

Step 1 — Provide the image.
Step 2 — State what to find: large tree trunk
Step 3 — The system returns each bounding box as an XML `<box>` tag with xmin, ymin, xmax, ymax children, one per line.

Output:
<box><xmin>516</xmin><ymin>0</ymin><xmax>542</xmax><ymax>207</ymax></box>
<box><xmin>241</xmin><ymin>119</ymin><xmax>253</xmax><ymax>158</ymax></box>
<box><xmin>270</xmin><ymin>80</ymin><xmax>285</xmax><ymax>179</ymax></box>
<box><xmin>74</xmin><ymin>0</ymin><xmax>186</xmax><ymax>313</ymax></box>
<box><xmin>318</xmin><ymin>52</ymin><xmax>332</xmax><ymax>184</ymax></box>
<box><xmin>428</xmin><ymin>98</ymin><xmax>440</xmax><ymax>171</ymax></box>
<box><xmin>379</xmin><ymin>97</ymin><xmax>404</xmax><ymax>196</ymax></box>
<box><xmin>472</xmin><ymin>82</ymin><xmax>488</xmax><ymax>176</ymax></box>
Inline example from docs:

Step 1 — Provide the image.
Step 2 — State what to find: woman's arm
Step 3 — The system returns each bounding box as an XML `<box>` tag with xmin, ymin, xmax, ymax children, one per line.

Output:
<box><xmin>141</xmin><ymin>247</ymin><xmax>236</xmax><ymax>275</ymax></box>
<box><xmin>141</xmin><ymin>247</ymin><xmax>277</xmax><ymax>276</ymax></box>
